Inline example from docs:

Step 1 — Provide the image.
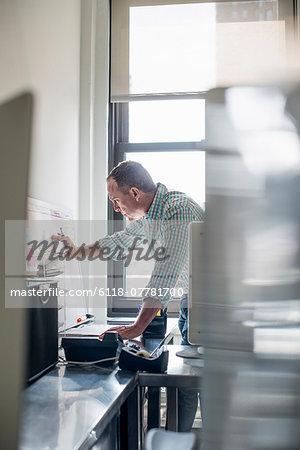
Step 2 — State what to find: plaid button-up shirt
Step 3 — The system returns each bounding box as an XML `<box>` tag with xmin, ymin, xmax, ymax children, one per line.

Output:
<box><xmin>98</xmin><ymin>183</ymin><xmax>204</xmax><ymax>305</ymax></box>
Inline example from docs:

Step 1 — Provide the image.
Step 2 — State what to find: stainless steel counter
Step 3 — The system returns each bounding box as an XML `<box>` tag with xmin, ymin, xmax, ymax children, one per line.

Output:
<box><xmin>19</xmin><ymin>322</ymin><xmax>201</xmax><ymax>449</ymax></box>
<box><xmin>20</xmin><ymin>364</ymin><xmax>138</xmax><ymax>450</ymax></box>
<box><xmin>139</xmin><ymin>345</ymin><xmax>202</xmax><ymax>389</ymax></box>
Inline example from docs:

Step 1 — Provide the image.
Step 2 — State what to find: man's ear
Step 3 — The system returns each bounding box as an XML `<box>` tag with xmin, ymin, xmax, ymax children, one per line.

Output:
<box><xmin>130</xmin><ymin>187</ymin><xmax>141</xmax><ymax>201</ymax></box>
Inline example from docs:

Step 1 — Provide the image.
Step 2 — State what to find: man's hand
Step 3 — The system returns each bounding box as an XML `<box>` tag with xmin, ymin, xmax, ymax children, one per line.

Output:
<box><xmin>51</xmin><ymin>234</ymin><xmax>104</xmax><ymax>260</ymax></box>
<box><xmin>99</xmin><ymin>298</ymin><xmax>162</xmax><ymax>341</ymax></box>
<box><xmin>51</xmin><ymin>233</ymin><xmax>78</xmax><ymax>258</ymax></box>
<box><xmin>51</xmin><ymin>233</ymin><xmax>75</xmax><ymax>247</ymax></box>
<box><xmin>99</xmin><ymin>324</ymin><xmax>141</xmax><ymax>340</ymax></box>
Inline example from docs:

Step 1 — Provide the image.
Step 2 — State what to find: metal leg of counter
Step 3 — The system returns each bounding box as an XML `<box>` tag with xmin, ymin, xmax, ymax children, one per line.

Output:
<box><xmin>147</xmin><ymin>387</ymin><xmax>161</xmax><ymax>429</ymax></box>
<box><xmin>139</xmin><ymin>387</ymin><xmax>146</xmax><ymax>450</ymax></box>
<box><xmin>146</xmin><ymin>386</ymin><xmax>179</xmax><ymax>432</ymax></box>
<box><xmin>166</xmin><ymin>387</ymin><xmax>178</xmax><ymax>431</ymax></box>
<box><xmin>120</xmin><ymin>386</ymin><xmax>140</xmax><ymax>450</ymax></box>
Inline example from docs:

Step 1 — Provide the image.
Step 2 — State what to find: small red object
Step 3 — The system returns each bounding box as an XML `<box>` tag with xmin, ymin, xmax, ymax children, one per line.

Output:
<box><xmin>77</xmin><ymin>317</ymin><xmax>82</xmax><ymax>323</ymax></box>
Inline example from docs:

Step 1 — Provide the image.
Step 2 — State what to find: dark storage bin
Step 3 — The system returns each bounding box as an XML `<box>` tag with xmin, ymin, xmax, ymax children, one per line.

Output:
<box><xmin>26</xmin><ymin>283</ymin><xmax>58</xmax><ymax>383</ymax></box>
<box><xmin>142</xmin><ymin>309</ymin><xmax>167</xmax><ymax>339</ymax></box>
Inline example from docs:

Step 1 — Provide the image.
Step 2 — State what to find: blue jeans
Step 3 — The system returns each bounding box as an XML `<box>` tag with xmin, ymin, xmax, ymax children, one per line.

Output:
<box><xmin>177</xmin><ymin>295</ymin><xmax>200</xmax><ymax>432</ymax></box>
<box><xmin>178</xmin><ymin>294</ymin><xmax>189</xmax><ymax>345</ymax></box>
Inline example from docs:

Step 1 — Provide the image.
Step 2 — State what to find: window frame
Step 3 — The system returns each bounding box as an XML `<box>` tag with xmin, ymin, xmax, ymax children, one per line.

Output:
<box><xmin>107</xmin><ymin>99</ymin><xmax>205</xmax><ymax>316</ymax></box>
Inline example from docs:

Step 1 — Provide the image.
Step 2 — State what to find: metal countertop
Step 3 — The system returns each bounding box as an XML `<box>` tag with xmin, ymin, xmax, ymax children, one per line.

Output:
<box><xmin>20</xmin><ymin>364</ymin><xmax>137</xmax><ymax>450</ymax></box>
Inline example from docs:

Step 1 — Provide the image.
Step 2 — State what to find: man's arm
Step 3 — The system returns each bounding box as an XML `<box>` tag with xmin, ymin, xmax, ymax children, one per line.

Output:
<box><xmin>52</xmin><ymin>219</ymin><xmax>144</xmax><ymax>261</ymax></box>
<box><xmin>51</xmin><ymin>233</ymin><xmax>161</xmax><ymax>339</ymax></box>
<box><xmin>100</xmin><ymin>217</ymin><xmax>190</xmax><ymax>339</ymax></box>
<box><xmin>99</xmin><ymin>297</ymin><xmax>162</xmax><ymax>340</ymax></box>
<box><xmin>51</xmin><ymin>234</ymin><xmax>104</xmax><ymax>259</ymax></box>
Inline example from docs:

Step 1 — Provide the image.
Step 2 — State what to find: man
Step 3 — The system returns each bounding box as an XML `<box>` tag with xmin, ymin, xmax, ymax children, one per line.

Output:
<box><xmin>53</xmin><ymin>160</ymin><xmax>204</xmax><ymax>431</ymax></box>
<box><xmin>54</xmin><ymin>160</ymin><xmax>204</xmax><ymax>339</ymax></box>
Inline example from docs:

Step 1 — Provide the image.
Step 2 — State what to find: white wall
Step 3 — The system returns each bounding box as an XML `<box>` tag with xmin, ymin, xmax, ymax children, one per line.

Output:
<box><xmin>79</xmin><ymin>0</ymin><xmax>110</xmax><ymax>321</ymax></box>
<box><xmin>0</xmin><ymin>0</ymin><xmax>81</xmax><ymax>217</ymax></box>
<box><xmin>0</xmin><ymin>0</ymin><xmax>110</xmax><ymax>321</ymax></box>
<box><xmin>79</xmin><ymin>0</ymin><xmax>109</xmax><ymax>222</ymax></box>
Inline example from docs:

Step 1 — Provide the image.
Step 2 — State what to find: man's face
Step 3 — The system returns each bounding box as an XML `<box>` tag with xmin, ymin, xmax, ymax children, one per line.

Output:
<box><xmin>107</xmin><ymin>178</ymin><xmax>144</xmax><ymax>221</ymax></box>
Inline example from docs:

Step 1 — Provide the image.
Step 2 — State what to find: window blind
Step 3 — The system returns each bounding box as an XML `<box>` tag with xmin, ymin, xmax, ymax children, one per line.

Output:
<box><xmin>110</xmin><ymin>0</ymin><xmax>291</xmax><ymax>102</ymax></box>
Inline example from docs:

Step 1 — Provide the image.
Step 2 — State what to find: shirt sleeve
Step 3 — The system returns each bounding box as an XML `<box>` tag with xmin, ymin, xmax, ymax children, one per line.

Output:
<box><xmin>97</xmin><ymin>219</ymin><xmax>145</xmax><ymax>261</ymax></box>
<box><xmin>143</xmin><ymin>208</ymin><xmax>196</xmax><ymax>306</ymax></box>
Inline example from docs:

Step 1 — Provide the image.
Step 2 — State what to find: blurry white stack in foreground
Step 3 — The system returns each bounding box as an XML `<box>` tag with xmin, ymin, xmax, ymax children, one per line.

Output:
<box><xmin>201</xmin><ymin>85</ymin><xmax>300</xmax><ymax>450</ymax></box>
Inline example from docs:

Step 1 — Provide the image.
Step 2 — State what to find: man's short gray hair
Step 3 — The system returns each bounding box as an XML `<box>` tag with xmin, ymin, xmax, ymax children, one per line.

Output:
<box><xmin>107</xmin><ymin>160</ymin><xmax>156</xmax><ymax>193</ymax></box>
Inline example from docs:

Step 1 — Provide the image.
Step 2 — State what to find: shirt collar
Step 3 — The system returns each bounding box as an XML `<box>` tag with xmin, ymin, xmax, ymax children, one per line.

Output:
<box><xmin>146</xmin><ymin>183</ymin><xmax>168</xmax><ymax>220</ymax></box>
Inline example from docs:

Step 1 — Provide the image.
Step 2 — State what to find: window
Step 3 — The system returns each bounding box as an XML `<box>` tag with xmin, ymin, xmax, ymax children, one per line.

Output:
<box><xmin>108</xmin><ymin>0</ymin><xmax>294</xmax><ymax>316</ymax></box>
<box><xmin>129</xmin><ymin>100</ymin><xmax>205</xmax><ymax>143</ymax></box>
<box><xmin>107</xmin><ymin>100</ymin><xmax>204</xmax><ymax>315</ymax></box>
